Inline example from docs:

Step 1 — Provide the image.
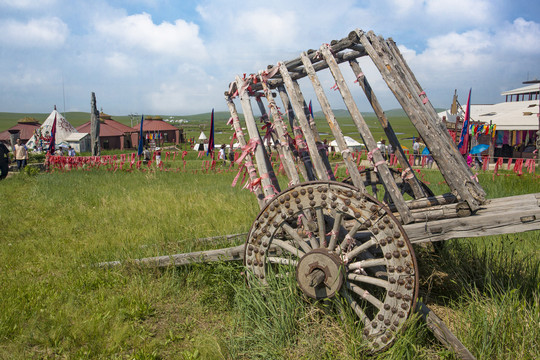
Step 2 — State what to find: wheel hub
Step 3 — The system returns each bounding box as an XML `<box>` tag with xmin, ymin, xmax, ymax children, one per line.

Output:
<box><xmin>296</xmin><ymin>248</ymin><xmax>344</xmax><ymax>299</ymax></box>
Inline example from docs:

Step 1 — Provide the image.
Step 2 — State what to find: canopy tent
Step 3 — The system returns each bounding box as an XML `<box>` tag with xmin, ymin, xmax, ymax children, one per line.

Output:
<box><xmin>329</xmin><ymin>136</ymin><xmax>365</xmax><ymax>151</ymax></box>
<box><xmin>198</xmin><ymin>132</ymin><xmax>207</xmax><ymax>140</ymax></box>
<box><xmin>26</xmin><ymin>109</ymin><xmax>78</xmax><ymax>149</ymax></box>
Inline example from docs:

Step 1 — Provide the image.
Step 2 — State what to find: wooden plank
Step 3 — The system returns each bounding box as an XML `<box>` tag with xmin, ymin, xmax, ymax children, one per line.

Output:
<box><xmin>259</xmin><ymin>75</ymin><xmax>301</xmax><ymax>185</ymax></box>
<box><xmin>236</xmin><ymin>75</ymin><xmax>280</xmax><ymax>202</ymax></box>
<box><xmin>279</xmin><ymin>63</ymin><xmax>330</xmax><ymax>180</ymax></box>
<box><xmin>348</xmin><ymin>59</ymin><xmax>427</xmax><ymax>199</ymax></box>
<box><xmin>356</xmin><ymin>30</ymin><xmax>485</xmax><ymax>212</ymax></box>
<box><xmin>416</xmin><ymin>302</ymin><xmax>477</xmax><ymax>360</ymax></box>
<box><xmin>319</xmin><ymin>43</ymin><xmax>414</xmax><ymax>224</ymax></box>
<box><xmin>225</xmin><ymin>94</ymin><xmax>266</xmax><ymax>209</ymax></box>
<box><xmin>276</xmin><ymin>84</ymin><xmax>313</xmax><ymax>181</ymax></box>
<box><xmin>404</xmin><ymin>193</ymin><xmax>540</xmax><ymax>243</ymax></box>
<box><xmin>300</xmin><ymin>51</ymin><xmax>366</xmax><ymax>192</ymax></box>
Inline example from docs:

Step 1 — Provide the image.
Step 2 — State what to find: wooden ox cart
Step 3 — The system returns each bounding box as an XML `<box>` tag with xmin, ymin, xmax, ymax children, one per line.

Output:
<box><xmin>104</xmin><ymin>30</ymin><xmax>540</xmax><ymax>357</ymax></box>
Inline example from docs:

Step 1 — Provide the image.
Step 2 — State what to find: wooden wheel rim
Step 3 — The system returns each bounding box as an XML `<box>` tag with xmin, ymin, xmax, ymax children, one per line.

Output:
<box><xmin>244</xmin><ymin>181</ymin><xmax>419</xmax><ymax>351</ymax></box>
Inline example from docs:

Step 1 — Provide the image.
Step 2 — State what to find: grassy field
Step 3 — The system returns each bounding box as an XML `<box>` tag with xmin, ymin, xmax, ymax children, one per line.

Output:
<box><xmin>0</xmin><ymin>152</ymin><xmax>538</xmax><ymax>359</ymax></box>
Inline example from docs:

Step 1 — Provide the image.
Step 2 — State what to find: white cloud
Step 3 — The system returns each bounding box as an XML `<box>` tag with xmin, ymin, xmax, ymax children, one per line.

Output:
<box><xmin>0</xmin><ymin>0</ymin><xmax>58</xmax><ymax>10</ymax></box>
<box><xmin>425</xmin><ymin>0</ymin><xmax>493</xmax><ymax>25</ymax></box>
<box><xmin>499</xmin><ymin>17</ymin><xmax>540</xmax><ymax>54</ymax></box>
<box><xmin>0</xmin><ymin>17</ymin><xmax>68</xmax><ymax>48</ymax></box>
<box><xmin>93</xmin><ymin>13</ymin><xmax>208</xmax><ymax>60</ymax></box>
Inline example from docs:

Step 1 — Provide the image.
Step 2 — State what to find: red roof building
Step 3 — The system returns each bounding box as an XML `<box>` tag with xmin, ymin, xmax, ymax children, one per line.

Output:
<box><xmin>77</xmin><ymin>113</ymin><xmax>136</xmax><ymax>150</ymax></box>
<box><xmin>0</xmin><ymin>118</ymin><xmax>41</xmax><ymax>146</ymax></box>
<box><xmin>130</xmin><ymin>117</ymin><xmax>183</xmax><ymax>146</ymax></box>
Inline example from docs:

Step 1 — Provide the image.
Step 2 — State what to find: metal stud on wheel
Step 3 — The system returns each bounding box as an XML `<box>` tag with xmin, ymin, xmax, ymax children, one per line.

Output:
<box><xmin>244</xmin><ymin>181</ymin><xmax>419</xmax><ymax>351</ymax></box>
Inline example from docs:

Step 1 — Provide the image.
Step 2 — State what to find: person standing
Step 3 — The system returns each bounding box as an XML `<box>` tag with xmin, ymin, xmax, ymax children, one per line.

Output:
<box><xmin>14</xmin><ymin>138</ymin><xmax>28</xmax><ymax>171</ymax></box>
<box><xmin>68</xmin><ymin>146</ymin><xmax>76</xmax><ymax>157</ymax></box>
<box><xmin>413</xmin><ymin>139</ymin><xmax>420</xmax><ymax>166</ymax></box>
<box><xmin>0</xmin><ymin>142</ymin><xmax>10</xmax><ymax>179</ymax></box>
<box><xmin>219</xmin><ymin>144</ymin><xmax>226</xmax><ymax>165</ymax></box>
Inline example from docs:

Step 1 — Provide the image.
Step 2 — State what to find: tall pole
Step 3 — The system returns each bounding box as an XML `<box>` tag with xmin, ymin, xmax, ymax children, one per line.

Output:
<box><xmin>90</xmin><ymin>92</ymin><xmax>100</xmax><ymax>156</ymax></box>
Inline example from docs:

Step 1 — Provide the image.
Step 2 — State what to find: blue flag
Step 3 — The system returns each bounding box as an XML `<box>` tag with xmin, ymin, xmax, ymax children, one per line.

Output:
<box><xmin>308</xmin><ymin>100</ymin><xmax>314</xmax><ymax>119</ymax></box>
<box><xmin>207</xmin><ymin>109</ymin><xmax>214</xmax><ymax>156</ymax></box>
<box><xmin>458</xmin><ymin>89</ymin><xmax>471</xmax><ymax>155</ymax></box>
<box><xmin>137</xmin><ymin>115</ymin><xmax>144</xmax><ymax>156</ymax></box>
<box><xmin>48</xmin><ymin>114</ymin><xmax>57</xmax><ymax>155</ymax></box>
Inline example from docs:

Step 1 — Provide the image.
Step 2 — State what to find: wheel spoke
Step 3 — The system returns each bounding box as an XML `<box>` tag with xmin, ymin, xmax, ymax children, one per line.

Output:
<box><xmin>338</xmin><ymin>221</ymin><xmax>362</xmax><ymax>251</ymax></box>
<box><xmin>316</xmin><ymin>208</ymin><xmax>326</xmax><ymax>248</ymax></box>
<box><xmin>348</xmin><ymin>273</ymin><xmax>390</xmax><ymax>289</ymax></box>
<box><xmin>342</xmin><ymin>289</ymin><xmax>370</xmax><ymax>327</ymax></box>
<box><xmin>281</xmin><ymin>223</ymin><xmax>312</xmax><ymax>253</ymax></box>
<box><xmin>345</xmin><ymin>282</ymin><xmax>384</xmax><ymax>310</ymax></box>
<box><xmin>327</xmin><ymin>212</ymin><xmax>343</xmax><ymax>251</ymax></box>
<box><xmin>272</xmin><ymin>239</ymin><xmax>306</xmax><ymax>258</ymax></box>
<box><xmin>345</xmin><ymin>238</ymin><xmax>377</xmax><ymax>261</ymax></box>
<box><xmin>298</xmin><ymin>210</ymin><xmax>319</xmax><ymax>249</ymax></box>
<box><xmin>267</xmin><ymin>256</ymin><xmax>298</xmax><ymax>266</ymax></box>
<box><xmin>348</xmin><ymin>257</ymin><xmax>386</xmax><ymax>271</ymax></box>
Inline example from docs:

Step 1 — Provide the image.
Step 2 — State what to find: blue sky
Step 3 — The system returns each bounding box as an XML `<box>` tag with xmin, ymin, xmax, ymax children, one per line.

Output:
<box><xmin>1</xmin><ymin>0</ymin><xmax>539</xmax><ymax>116</ymax></box>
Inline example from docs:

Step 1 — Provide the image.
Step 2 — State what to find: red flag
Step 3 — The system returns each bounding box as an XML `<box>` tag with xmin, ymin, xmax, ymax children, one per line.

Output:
<box><xmin>206</xmin><ymin>109</ymin><xmax>214</xmax><ymax>156</ymax></box>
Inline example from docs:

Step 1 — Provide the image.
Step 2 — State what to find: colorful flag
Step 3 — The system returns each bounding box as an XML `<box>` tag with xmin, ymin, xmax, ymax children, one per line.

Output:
<box><xmin>137</xmin><ymin>115</ymin><xmax>144</xmax><ymax>156</ymax></box>
<box><xmin>48</xmin><ymin>114</ymin><xmax>57</xmax><ymax>155</ymax></box>
<box><xmin>207</xmin><ymin>109</ymin><xmax>214</xmax><ymax>156</ymax></box>
<box><xmin>458</xmin><ymin>89</ymin><xmax>471</xmax><ymax>155</ymax></box>
<box><xmin>308</xmin><ymin>100</ymin><xmax>314</xmax><ymax>119</ymax></box>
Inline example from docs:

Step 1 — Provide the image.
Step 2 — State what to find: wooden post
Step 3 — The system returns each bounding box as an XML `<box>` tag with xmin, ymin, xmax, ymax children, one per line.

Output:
<box><xmin>259</xmin><ymin>75</ymin><xmax>301</xmax><ymax>185</ymax></box>
<box><xmin>300</xmin><ymin>51</ymin><xmax>366</xmax><ymax>192</ymax></box>
<box><xmin>225</xmin><ymin>93</ymin><xmax>266</xmax><ymax>209</ymax></box>
<box><xmin>356</xmin><ymin>30</ymin><xmax>484</xmax><ymax>211</ymax></box>
<box><xmin>349</xmin><ymin>59</ymin><xmax>427</xmax><ymax>199</ymax></box>
<box><xmin>279</xmin><ymin>63</ymin><xmax>331</xmax><ymax>181</ymax></box>
<box><xmin>320</xmin><ymin>43</ymin><xmax>414</xmax><ymax>224</ymax></box>
<box><xmin>236</xmin><ymin>75</ymin><xmax>281</xmax><ymax>202</ymax></box>
<box><xmin>90</xmin><ymin>92</ymin><xmax>100</xmax><ymax>156</ymax></box>
<box><xmin>277</xmin><ymin>84</ymin><xmax>313</xmax><ymax>181</ymax></box>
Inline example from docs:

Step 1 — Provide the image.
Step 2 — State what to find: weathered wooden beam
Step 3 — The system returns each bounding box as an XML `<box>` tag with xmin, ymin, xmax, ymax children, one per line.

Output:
<box><xmin>300</xmin><ymin>51</ymin><xmax>366</xmax><ymax>192</ymax></box>
<box><xmin>259</xmin><ymin>77</ymin><xmax>301</xmax><ymax>185</ymax></box>
<box><xmin>384</xmin><ymin>36</ymin><xmax>486</xmax><ymax>201</ymax></box>
<box><xmin>276</xmin><ymin>84</ymin><xmax>313</xmax><ymax>181</ymax></box>
<box><xmin>416</xmin><ymin>301</ymin><xmax>477</xmax><ymax>360</ymax></box>
<box><xmin>320</xmin><ymin>43</ymin><xmax>414</xmax><ymax>224</ymax></box>
<box><xmin>357</xmin><ymin>30</ymin><xmax>485</xmax><ymax>212</ymax></box>
<box><xmin>404</xmin><ymin>193</ymin><xmax>540</xmax><ymax>243</ymax></box>
<box><xmin>348</xmin><ymin>59</ymin><xmax>428</xmax><ymax>199</ymax></box>
<box><xmin>292</xmin><ymin>79</ymin><xmax>336</xmax><ymax>181</ymax></box>
<box><xmin>225</xmin><ymin>95</ymin><xmax>266</xmax><ymax>209</ymax></box>
<box><xmin>279</xmin><ymin>63</ymin><xmax>330</xmax><ymax>180</ymax></box>
<box><xmin>236</xmin><ymin>75</ymin><xmax>281</xmax><ymax>201</ymax></box>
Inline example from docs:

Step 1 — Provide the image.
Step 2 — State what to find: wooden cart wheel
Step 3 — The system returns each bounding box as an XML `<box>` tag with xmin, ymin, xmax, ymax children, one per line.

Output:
<box><xmin>244</xmin><ymin>181</ymin><xmax>419</xmax><ymax>351</ymax></box>
<box><xmin>343</xmin><ymin>167</ymin><xmax>434</xmax><ymax>203</ymax></box>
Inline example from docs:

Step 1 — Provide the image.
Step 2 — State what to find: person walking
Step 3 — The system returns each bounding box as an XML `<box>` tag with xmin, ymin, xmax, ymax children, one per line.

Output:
<box><xmin>0</xmin><ymin>142</ymin><xmax>10</xmax><ymax>179</ymax></box>
<box><xmin>14</xmin><ymin>138</ymin><xmax>28</xmax><ymax>171</ymax></box>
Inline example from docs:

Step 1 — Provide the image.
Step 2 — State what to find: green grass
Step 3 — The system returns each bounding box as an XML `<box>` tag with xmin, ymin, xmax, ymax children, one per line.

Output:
<box><xmin>0</xmin><ymin>156</ymin><xmax>538</xmax><ymax>359</ymax></box>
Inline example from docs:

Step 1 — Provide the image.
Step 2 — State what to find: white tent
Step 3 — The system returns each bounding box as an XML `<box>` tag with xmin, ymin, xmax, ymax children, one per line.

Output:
<box><xmin>329</xmin><ymin>136</ymin><xmax>365</xmax><ymax>151</ymax></box>
<box><xmin>198</xmin><ymin>131</ymin><xmax>207</xmax><ymax>140</ymax></box>
<box><xmin>26</xmin><ymin>109</ymin><xmax>78</xmax><ymax>149</ymax></box>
